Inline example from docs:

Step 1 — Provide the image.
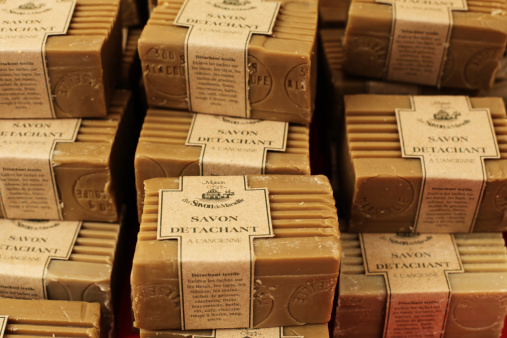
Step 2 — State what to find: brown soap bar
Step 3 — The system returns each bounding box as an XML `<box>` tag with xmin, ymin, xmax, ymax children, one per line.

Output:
<box><xmin>0</xmin><ymin>298</ymin><xmax>101</xmax><ymax>338</ymax></box>
<box><xmin>341</xmin><ymin>95</ymin><xmax>507</xmax><ymax>233</ymax></box>
<box><xmin>0</xmin><ymin>217</ymin><xmax>124</xmax><ymax>338</ymax></box>
<box><xmin>134</xmin><ymin>109</ymin><xmax>311</xmax><ymax>218</ymax></box>
<box><xmin>131</xmin><ymin>175</ymin><xmax>341</xmax><ymax>330</ymax></box>
<box><xmin>138</xmin><ymin>0</ymin><xmax>318</xmax><ymax>124</ymax></box>
<box><xmin>44</xmin><ymin>0</ymin><xmax>122</xmax><ymax>118</ymax></box>
<box><xmin>334</xmin><ymin>233</ymin><xmax>507</xmax><ymax>337</ymax></box>
<box><xmin>319</xmin><ymin>0</ymin><xmax>349</xmax><ymax>27</ymax></box>
<box><xmin>140</xmin><ymin>324</ymin><xmax>329</xmax><ymax>337</ymax></box>
<box><xmin>0</xmin><ymin>90</ymin><xmax>134</xmax><ymax>222</ymax></box>
<box><xmin>119</xmin><ymin>29</ymin><xmax>142</xmax><ymax>89</ymax></box>
<box><xmin>343</xmin><ymin>0</ymin><xmax>507</xmax><ymax>90</ymax></box>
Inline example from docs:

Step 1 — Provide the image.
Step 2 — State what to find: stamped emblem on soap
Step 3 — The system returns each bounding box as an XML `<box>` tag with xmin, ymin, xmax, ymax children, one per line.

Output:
<box><xmin>285</xmin><ymin>64</ymin><xmax>310</xmax><ymax>109</ymax></box>
<box><xmin>248</xmin><ymin>56</ymin><xmax>272</xmax><ymax>104</ymax></box>
<box><xmin>465</xmin><ymin>48</ymin><xmax>504</xmax><ymax>88</ymax></box>
<box><xmin>453</xmin><ymin>296</ymin><xmax>507</xmax><ymax>329</ymax></box>
<box><xmin>288</xmin><ymin>279</ymin><xmax>336</xmax><ymax>322</ymax></box>
<box><xmin>54</xmin><ymin>72</ymin><xmax>103</xmax><ymax>114</ymax></box>
<box><xmin>73</xmin><ymin>172</ymin><xmax>116</xmax><ymax>218</ymax></box>
<box><xmin>144</xmin><ymin>47</ymin><xmax>187</xmax><ymax>98</ymax></box>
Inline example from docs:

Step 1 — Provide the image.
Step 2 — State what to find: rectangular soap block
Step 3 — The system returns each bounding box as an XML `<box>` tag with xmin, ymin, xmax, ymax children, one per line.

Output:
<box><xmin>0</xmin><ymin>90</ymin><xmax>134</xmax><ymax>222</ymax></box>
<box><xmin>334</xmin><ymin>233</ymin><xmax>507</xmax><ymax>337</ymax></box>
<box><xmin>319</xmin><ymin>0</ymin><xmax>349</xmax><ymax>27</ymax></box>
<box><xmin>342</xmin><ymin>0</ymin><xmax>507</xmax><ymax>90</ymax></box>
<box><xmin>0</xmin><ymin>298</ymin><xmax>101</xmax><ymax>338</ymax></box>
<box><xmin>134</xmin><ymin>109</ymin><xmax>311</xmax><ymax>218</ymax></box>
<box><xmin>119</xmin><ymin>28</ymin><xmax>142</xmax><ymax>89</ymax></box>
<box><xmin>0</xmin><ymin>217</ymin><xmax>124</xmax><ymax>338</ymax></box>
<box><xmin>131</xmin><ymin>175</ymin><xmax>341</xmax><ymax>330</ymax></box>
<box><xmin>16</xmin><ymin>0</ymin><xmax>122</xmax><ymax>118</ymax></box>
<box><xmin>138</xmin><ymin>0</ymin><xmax>318</xmax><ymax>124</ymax></box>
<box><xmin>140</xmin><ymin>324</ymin><xmax>329</xmax><ymax>337</ymax></box>
<box><xmin>342</xmin><ymin>95</ymin><xmax>507</xmax><ymax>233</ymax></box>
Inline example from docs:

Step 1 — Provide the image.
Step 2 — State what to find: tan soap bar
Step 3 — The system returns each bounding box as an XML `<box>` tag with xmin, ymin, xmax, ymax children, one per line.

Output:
<box><xmin>138</xmin><ymin>0</ymin><xmax>318</xmax><ymax>124</ymax></box>
<box><xmin>140</xmin><ymin>324</ymin><xmax>329</xmax><ymax>337</ymax></box>
<box><xmin>0</xmin><ymin>218</ymin><xmax>124</xmax><ymax>337</ymax></box>
<box><xmin>319</xmin><ymin>0</ymin><xmax>349</xmax><ymax>27</ymax></box>
<box><xmin>343</xmin><ymin>0</ymin><xmax>507</xmax><ymax>90</ymax></box>
<box><xmin>131</xmin><ymin>175</ymin><xmax>341</xmax><ymax>330</ymax></box>
<box><xmin>334</xmin><ymin>233</ymin><xmax>507</xmax><ymax>337</ymax></box>
<box><xmin>40</xmin><ymin>0</ymin><xmax>121</xmax><ymax>118</ymax></box>
<box><xmin>342</xmin><ymin>94</ymin><xmax>507</xmax><ymax>233</ymax></box>
<box><xmin>134</xmin><ymin>109</ymin><xmax>311</xmax><ymax>218</ymax></box>
<box><xmin>0</xmin><ymin>298</ymin><xmax>101</xmax><ymax>338</ymax></box>
<box><xmin>119</xmin><ymin>29</ymin><xmax>142</xmax><ymax>89</ymax></box>
<box><xmin>0</xmin><ymin>90</ymin><xmax>134</xmax><ymax>222</ymax></box>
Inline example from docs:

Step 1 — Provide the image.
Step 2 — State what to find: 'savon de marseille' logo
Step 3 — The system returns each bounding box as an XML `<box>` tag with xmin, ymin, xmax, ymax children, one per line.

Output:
<box><xmin>183</xmin><ymin>183</ymin><xmax>244</xmax><ymax>209</ymax></box>
<box><xmin>418</xmin><ymin>108</ymin><xmax>471</xmax><ymax>129</ymax></box>
<box><xmin>7</xmin><ymin>1</ymin><xmax>51</xmax><ymax>14</ymax></box>
<box><xmin>211</xmin><ymin>0</ymin><xmax>256</xmax><ymax>10</ymax></box>
<box><xmin>380</xmin><ymin>233</ymin><xmax>433</xmax><ymax>246</ymax></box>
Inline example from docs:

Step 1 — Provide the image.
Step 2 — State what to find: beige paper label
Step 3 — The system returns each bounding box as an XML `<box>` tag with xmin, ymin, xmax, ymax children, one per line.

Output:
<box><xmin>0</xmin><ymin>316</ymin><xmax>6</xmax><ymax>338</ymax></box>
<box><xmin>174</xmin><ymin>0</ymin><xmax>280</xmax><ymax>118</ymax></box>
<box><xmin>0</xmin><ymin>219</ymin><xmax>81</xmax><ymax>299</ymax></box>
<box><xmin>158</xmin><ymin>176</ymin><xmax>273</xmax><ymax>330</ymax></box>
<box><xmin>377</xmin><ymin>0</ymin><xmax>466</xmax><ymax>86</ymax></box>
<box><xmin>186</xmin><ymin>114</ymin><xmax>288</xmax><ymax>175</ymax></box>
<box><xmin>360</xmin><ymin>233</ymin><xmax>463</xmax><ymax>337</ymax></box>
<box><xmin>0</xmin><ymin>119</ymin><xmax>81</xmax><ymax>220</ymax></box>
<box><xmin>396</xmin><ymin>96</ymin><xmax>499</xmax><ymax>232</ymax></box>
<box><xmin>0</xmin><ymin>0</ymin><xmax>76</xmax><ymax>118</ymax></box>
<box><xmin>194</xmin><ymin>328</ymin><xmax>303</xmax><ymax>338</ymax></box>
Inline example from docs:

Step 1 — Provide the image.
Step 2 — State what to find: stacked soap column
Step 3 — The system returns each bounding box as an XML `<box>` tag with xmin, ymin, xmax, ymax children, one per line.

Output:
<box><xmin>0</xmin><ymin>1</ymin><xmax>139</xmax><ymax>337</ymax></box>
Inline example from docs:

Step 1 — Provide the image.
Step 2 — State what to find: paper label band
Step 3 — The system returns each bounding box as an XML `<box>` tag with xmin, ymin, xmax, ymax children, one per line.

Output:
<box><xmin>0</xmin><ymin>119</ymin><xmax>81</xmax><ymax>220</ymax></box>
<box><xmin>360</xmin><ymin>233</ymin><xmax>464</xmax><ymax>337</ymax></box>
<box><xmin>0</xmin><ymin>219</ymin><xmax>81</xmax><ymax>299</ymax></box>
<box><xmin>0</xmin><ymin>316</ymin><xmax>6</xmax><ymax>338</ymax></box>
<box><xmin>186</xmin><ymin>114</ymin><xmax>288</xmax><ymax>175</ymax></box>
<box><xmin>158</xmin><ymin>176</ymin><xmax>273</xmax><ymax>329</ymax></box>
<box><xmin>0</xmin><ymin>0</ymin><xmax>76</xmax><ymax>118</ymax></box>
<box><xmin>396</xmin><ymin>96</ymin><xmax>499</xmax><ymax>232</ymax></box>
<box><xmin>174</xmin><ymin>0</ymin><xmax>280</xmax><ymax>118</ymax></box>
<box><xmin>377</xmin><ymin>0</ymin><xmax>466</xmax><ymax>86</ymax></box>
<box><xmin>195</xmin><ymin>327</ymin><xmax>303</xmax><ymax>338</ymax></box>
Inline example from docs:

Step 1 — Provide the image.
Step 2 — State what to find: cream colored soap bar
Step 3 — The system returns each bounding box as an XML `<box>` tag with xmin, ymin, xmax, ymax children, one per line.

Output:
<box><xmin>342</xmin><ymin>95</ymin><xmax>507</xmax><ymax>233</ymax></box>
<box><xmin>140</xmin><ymin>324</ymin><xmax>329</xmax><ymax>337</ymax></box>
<box><xmin>334</xmin><ymin>233</ymin><xmax>507</xmax><ymax>337</ymax></box>
<box><xmin>131</xmin><ymin>175</ymin><xmax>341</xmax><ymax>330</ymax></box>
<box><xmin>0</xmin><ymin>298</ymin><xmax>101</xmax><ymax>338</ymax></box>
<box><xmin>44</xmin><ymin>0</ymin><xmax>121</xmax><ymax>118</ymax></box>
<box><xmin>134</xmin><ymin>109</ymin><xmax>311</xmax><ymax>218</ymax></box>
<box><xmin>0</xmin><ymin>90</ymin><xmax>134</xmax><ymax>222</ymax></box>
<box><xmin>139</xmin><ymin>0</ymin><xmax>318</xmax><ymax>124</ymax></box>
<box><xmin>343</xmin><ymin>0</ymin><xmax>507</xmax><ymax>89</ymax></box>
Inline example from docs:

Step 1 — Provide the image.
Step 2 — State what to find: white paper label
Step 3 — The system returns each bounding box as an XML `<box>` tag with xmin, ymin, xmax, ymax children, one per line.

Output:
<box><xmin>0</xmin><ymin>0</ymin><xmax>76</xmax><ymax>118</ymax></box>
<box><xmin>186</xmin><ymin>114</ymin><xmax>288</xmax><ymax>175</ymax></box>
<box><xmin>174</xmin><ymin>0</ymin><xmax>279</xmax><ymax>117</ymax></box>
<box><xmin>396</xmin><ymin>96</ymin><xmax>500</xmax><ymax>232</ymax></box>
<box><xmin>0</xmin><ymin>119</ymin><xmax>81</xmax><ymax>220</ymax></box>
<box><xmin>377</xmin><ymin>0</ymin><xmax>467</xmax><ymax>86</ymax></box>
<box><xmin>361</xmin><ymin>233</ymin><xmax>464</xmax><ymax>337</ymax></box>
<box><xmin>0</xmin><ymin>316</ymin><xmax>6</xmax><ymax>338</ymax></box>
<box><xmin>195</xmin><ymin>327</ymin><xmax>303</xmax><ymax>338</ymax></box>
<box><xmin>0</xmin><ymin>219</ymin><xmax>81</xmax><ymax>299</ymax></box>
<box><xmin>158</xmin><ymin>176</ymin><xmax>273</xmax><ymax>329</ymax></box>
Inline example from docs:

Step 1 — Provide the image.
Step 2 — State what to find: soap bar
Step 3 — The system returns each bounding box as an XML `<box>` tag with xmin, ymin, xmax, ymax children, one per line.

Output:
<box><xmin>131</xmin><ymin>175</ymin><xmax>341</xmax><ymax>330</ymax></box>
<box><xmin>342</xmin><ymin>95</ymin><xmax>507</xmax><ymax>233</ymax></box>
<box><xmin>334</xmin><ymin>232</ymin><xmax>507</xmax><ymax>337</ymax></box>
<box><xmin>140</xmin><ymin>324</ymin><xmax>329</xmax><ymax>337</ymax></box>
<box><xmin>0</xmin><ymin>90</ymin><xmax>134</xmax><ymax>222</ymax></box>
<box><xmin>45</xmin><ymin>0</ymin><xmax>121</xmax><ymax>118</ymax></box>
<box><xmin>134</xmin><ymin>109</ymin><xmax>311</xmax><ymax>218</ymax></box>
<box><xmin>138</xmin><ymin>0</ymin><xmax>318</xmax><ymax>124</ymax></box>
<box><xmin>343</xmin><ymin>0</ymin><xmax>507</xmax><ymax>89</ymax></box>
<box><xmin>0</xmin><ymin>217</ymin><xmax>124</xmax><ymax>337</ymax></box>
<box><xmin>0</xmin><ymin>298</ymin><xmax>101</xmax><ymax>338</ymax></box>
<box><xmin>119</xmin><ymin>29</ymin><xmax>142</xmax><ymax>89</ymax></box>
<box><xmin>319</xmin><ymin>0</ymin><xmax>349</xmax><ymax>27</ymax></box>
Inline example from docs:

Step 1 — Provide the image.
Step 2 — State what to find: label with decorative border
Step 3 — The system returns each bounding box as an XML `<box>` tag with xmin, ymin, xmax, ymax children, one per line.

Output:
<box><xmin>360</xmin><ymin>233</ymin><xmax>464</xmax><ymax>337</ymax></box>
<box><xmin>186</xmin><ymin>114</ymin><xmax>288</xmax><ymax>175</ymax></box>
<box><xmin>376</xmin><ymin>0</ymin><xmax>467</xmax><ymax>86</ymax></box>
<box><xmin>0</xmin><ymin>0</ymin><xmax>76</xmax><ymax>118</ymax></box>
<box><xmin>396</xmin><ymin>96</ymin><xmax>499</xmax><ymax>232</ymax></box>
<box><xmin>0</xmin><ymin>315</ymin><xmax>6</xmax><ymax>338</ymax></box>
<box><xmin>0</xmin><ymin>119</ymin><xmax>81</xmax><ymax>220</ymax></box>
<box><xmin>158</xmin><ymin>176</ymin><xmax>273</xmax><ymax>329</ymax></box>
<box><xmin>195</xmin><ymin>327</ymin><xmax>303</xmax><ymax>338</ymax></box>
<box><xmin>0</xmin><ymin>220</ymin><xmax>81</xmax><ymax>299</ymax></box>
<box><xmin>174</xmin><ymin>0</ymin><xmax>280</xmax><ymax>118</ymax></box>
